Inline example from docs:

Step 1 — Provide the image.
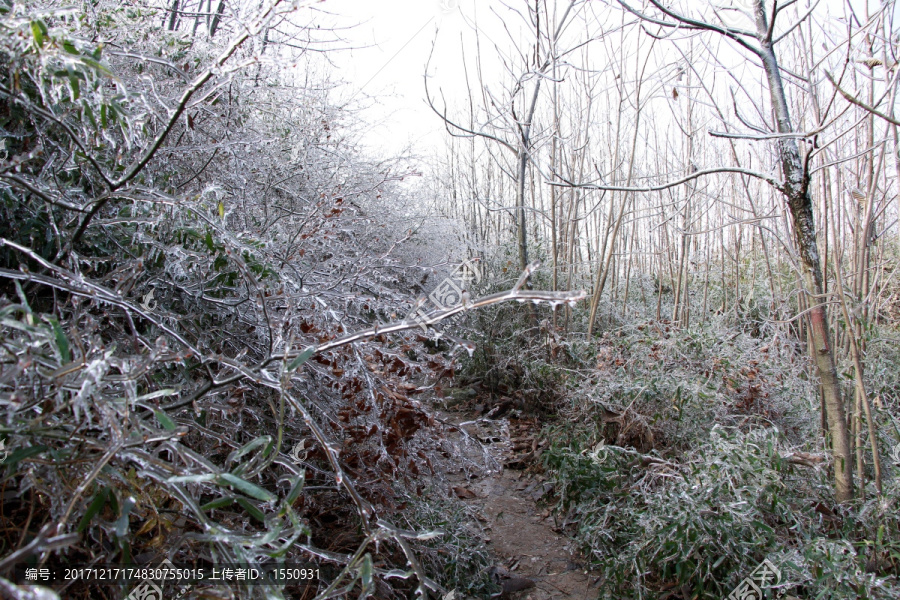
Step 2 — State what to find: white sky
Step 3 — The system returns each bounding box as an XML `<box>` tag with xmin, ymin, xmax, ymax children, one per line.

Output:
<box><xmin>303</xmin><ymin>0</ymin><xmax>510</xmax><ymax>157</ymax></box>
<box><xmin>295</xmin><ymin>0</ymin><xmax>896</xmax><ymax>159</ymax></box>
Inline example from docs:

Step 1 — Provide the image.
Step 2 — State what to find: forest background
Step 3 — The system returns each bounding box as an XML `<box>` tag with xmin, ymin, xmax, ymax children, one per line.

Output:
<box><xmin>0</xmin><ymin>0</ymin><xmax>899</xmax><ymax>598</ymax></box>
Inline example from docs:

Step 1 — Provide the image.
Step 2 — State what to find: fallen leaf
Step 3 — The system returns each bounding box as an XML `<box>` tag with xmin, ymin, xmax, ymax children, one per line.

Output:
<box><xmin>452</xmin><ymin>486</ymin><xmax>477</xmax><ymax>499</ymax></box>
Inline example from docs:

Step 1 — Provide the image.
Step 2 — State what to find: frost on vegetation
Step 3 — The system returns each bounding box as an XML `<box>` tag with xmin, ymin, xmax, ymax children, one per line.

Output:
<box><xmin>450</xmin><ymin>266</ymin><xmax>899</xmax><ymax>598</ymax></box>
<box><xmin>521</xmin><ymin>305</ymin><xmax>900</xmax><ymax>599</ymax></box>
<box><xmin>0</xmin><ymin>1</ymin><xmax>485</xmax><ymax>598</ymax></box>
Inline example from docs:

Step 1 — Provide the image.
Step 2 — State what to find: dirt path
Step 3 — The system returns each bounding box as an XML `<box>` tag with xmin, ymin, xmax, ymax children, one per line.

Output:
<box><xmin>433</xmin><ymin>409</ymin><xmax>599</xmax><ymax>600</ymax></box>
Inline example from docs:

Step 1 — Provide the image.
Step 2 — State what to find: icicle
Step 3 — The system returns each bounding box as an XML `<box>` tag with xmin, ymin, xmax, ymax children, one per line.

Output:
<box><xmin>452</xmin><ymin>340</ymin><xmax>476</xmax><ymax>358</ymax></box>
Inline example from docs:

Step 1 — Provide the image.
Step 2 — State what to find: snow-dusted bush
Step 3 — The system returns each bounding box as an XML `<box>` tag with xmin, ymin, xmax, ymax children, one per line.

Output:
<box><xmin>0</xmin><ymin>2</ymin><xmax>467</xmax><ymax>597</ymax></box>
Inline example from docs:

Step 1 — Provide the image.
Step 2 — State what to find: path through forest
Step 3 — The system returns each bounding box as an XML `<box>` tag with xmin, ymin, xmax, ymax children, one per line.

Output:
<box><xmin>433</xmin><ymin>399</ymin><xmax>600</xmax><ymax>599</ymax></box>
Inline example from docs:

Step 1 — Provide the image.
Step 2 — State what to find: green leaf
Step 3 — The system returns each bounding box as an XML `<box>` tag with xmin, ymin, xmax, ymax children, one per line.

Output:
<box><xmin>62</xmin><ymin>40</ymin><xmax>78</xmax><ymax>54</ymax></box>
<box><xmin>359</xmin><ymin>554</ymin><xmax>374</xmax><ymax>594</ymax></box>
<box><xmin>287</xmin><ymin>347</ymin><xmax>315</xmax><ymax>371</ymax></box>
<box><xmin>77</xmin><ymin>487</ymin><xmax>110</xmax><ymax>532</ymax></box>
<box><xmin>204</xmin><ymin>230</ymin><xmax>214</xmax><ymax>252</ymax></box>
<box><xmin>751</xmin><ymin>520</ymin><xmax>774</xmax><ymax>536</ymax></box>
<box><xmin>48</xmin><ymin>317</ymin><xmax>71</xmax><ymax>363</ymax></box>
<box><xmin>14</xmin><ymin>281</ymin><xmax>32</xmax><ymax>316</ymax></box>
<box><xmin>257</xmin><ymin>519</ymin><xmax>284</xmax><ymax>545</ymax></box>
<box><xmin>30</xmin><ymin>21</ymin><xmax>45</xmax><ymax>48</ymax></box>
<box><xmin>69</xmin><ymin>73</ymin><xmax>80</xmax><ymax>100</ymax></box>
<box><xmin>3</xmin><ymin>445</ymin><xmax>47</xmax><ymax>469</ymax></box>
<box><xmin>200</xmin><ymin>496</ymin><xmax>236</xmax><ymax>511</ymax></box>
<box><xmin>285</xmin><ymin>472</ymin><xmax>305</xmax><ymax>505</ymax></box>
<box><xmin>218</xmin><ymin>201</ymin><xmax>225</xmax><ymax>219</ymax></box>
<box><xmin>83</xmin><ymin>103</ymin><xmax>96</xmax><ymax>128</ymax></box>
<box><xmin>153</xmin><ymin>408</ymin><xmax>177</xmax><ymax>431</ymax></box>
<box><xmin>227</xmin><ymin>436</ymin><xmax>272</xmax><ymax>467</ymax></box>
<box><xmin>80</xmin><ymin>56</ymin><xmax>112</xmax><ymax>76</ymax></box>
<box><xmin>217</xmin><ymin>473</ymin><xmax>275</xmax><ymax>502</ymax></box>
<box><xmin>236</xmin><ymin>497</ymin><xmax>265</xmax><ymax>523</ymax></box>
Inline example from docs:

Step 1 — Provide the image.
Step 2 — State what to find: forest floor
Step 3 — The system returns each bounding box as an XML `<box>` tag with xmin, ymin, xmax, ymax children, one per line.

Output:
<box><xmin>431</xmin><ymin>400</ymin><xmax>600</xmax><ymax>599</ymax></box>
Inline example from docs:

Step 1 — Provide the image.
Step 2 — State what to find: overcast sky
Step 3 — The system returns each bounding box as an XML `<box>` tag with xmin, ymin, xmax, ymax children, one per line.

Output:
<box><xmin>297</xmin><ymin>0</ymin><xmax>896</xmax><ymax>159</ymax></box>
<box><xmin>304</xmin><ymin>0</ymin><xmax>510</xmax><ymax>157</ymax></box>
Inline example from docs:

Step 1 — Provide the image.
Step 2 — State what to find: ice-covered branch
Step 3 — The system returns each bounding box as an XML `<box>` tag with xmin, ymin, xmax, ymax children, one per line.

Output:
<box><xmin>550</xmin><ymin>167</ymin><xmax>784</xmax><ymax>194</ymax></box>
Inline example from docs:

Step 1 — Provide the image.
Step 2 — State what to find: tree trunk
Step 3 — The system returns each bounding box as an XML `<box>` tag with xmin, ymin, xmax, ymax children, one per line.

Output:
<box><xmin>166</xmin><ymin>0</ymin><xmax>180</xmax><ymax>31</ymax></box>
<box><xmin>754</xmin><ymin>0</ymin><xmax>853</xmax><ymax>502</ymax></box>
<box><xmin>208</xmin><ymin>0</ymin><xmax>225</xmax><ymax>39</ymax></box>
<box><xmin>587</xmin><ymin>33</ymin><xmax>653</xmax><ymax>335</ymax></box>
<box><xmin>515</xmin><ymin>143</ymin><xmax>531</xmax><ymax>273</ymax></box>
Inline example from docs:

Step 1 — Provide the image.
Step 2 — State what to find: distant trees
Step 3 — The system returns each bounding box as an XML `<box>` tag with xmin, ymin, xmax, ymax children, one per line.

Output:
<box><xmin>433</xmin><ymin>0</ymin><xmax>898</xmax><ymax>504</ymax></box>
<box><xmin>611</xmin><ymin>0</ymin><xmax>856</xmax><ymax>501</ymax></box>
<box><xmin>427</xmin><ymin>0</ymin><xmax>583</xmax><ymax>274</ymax></box>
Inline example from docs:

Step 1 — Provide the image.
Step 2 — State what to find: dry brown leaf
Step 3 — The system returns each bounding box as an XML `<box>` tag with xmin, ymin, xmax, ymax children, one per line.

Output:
<box><xmin>452</xmin><ymin>486</ymin><xmax>477</xmax><ymax>499</ymax></box>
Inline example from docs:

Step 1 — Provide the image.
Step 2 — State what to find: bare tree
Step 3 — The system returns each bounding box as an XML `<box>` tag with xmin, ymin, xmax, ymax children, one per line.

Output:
<box><xmin>573</xmin><ymin>0</ymin><xmax>857</xmax><ymax>501</ymax></box>
<box><xmin>426</xmin><ymin>0</ymin><xmax>581</xmax><ymax>273</ymax></box>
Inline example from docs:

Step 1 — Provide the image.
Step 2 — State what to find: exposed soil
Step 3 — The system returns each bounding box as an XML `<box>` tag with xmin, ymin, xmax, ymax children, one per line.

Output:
<box><xmin>433</xmin><ymin>408</ymin><xmax>600</xmax><ymax>600</ymax></box>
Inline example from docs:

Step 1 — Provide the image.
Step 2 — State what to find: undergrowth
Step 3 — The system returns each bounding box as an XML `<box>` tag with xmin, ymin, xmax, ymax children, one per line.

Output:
<box><xmin>458</xmin><ymin>266</ymin><xmax>900</xmax><ymax>599</ymax></box>
<box><xmin>398</xmin><ymin>489</ymin><xmax>499</xmax><ymax>599</ymax></box>
<box><xmin>538</xmin><ymin>316</ymin><xmax>900</xmax><ymax>599</ymax></box>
